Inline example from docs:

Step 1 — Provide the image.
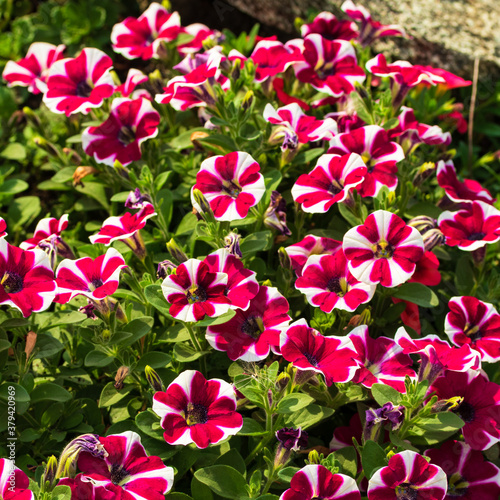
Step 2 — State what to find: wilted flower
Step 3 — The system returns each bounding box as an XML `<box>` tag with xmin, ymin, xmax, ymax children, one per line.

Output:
<box><xmin>364</xmin><ymin>402</ymin><xmax>405</xmax><ymax>441</ymax></box>
<box><xmin>264</xmin><ymin>191</ymin><xmax>291</xmax><ymax>236</ymax></box>
<box><xmin>224</xmin><ymin>232</ymin><xmax>243</xmax><ymax>258</ymax></box>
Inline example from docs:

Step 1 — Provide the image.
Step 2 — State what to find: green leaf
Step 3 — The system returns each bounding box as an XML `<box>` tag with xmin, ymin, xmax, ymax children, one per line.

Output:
<box><xmin>338</xmin><ymin>202</ymin><xmax>362</xmax><ymax>227</ymax></box>
<box><xmin>276</xmin><ymin>393</ymin><xmax>314</xmax><ymax>414</ymax></box>
<box><xmin>455</xmin><ymin>255</ymin><xmax>474</xmax><ymax>295</ymax></box>
<box><xmin>144</xmin><ymin>285</ymin><xmax>173</xmax><ymax>319</ymax></box>
<box><xmin>98</xmin><ymin>382</ymin><xmax>134</xmax><ymax>408</ymax></box>
<box><xmin>405</xmin><ymin>202</ymin><xmax>442</xmax><ymax>219</ymax></box>
<box><xmin>38</xmin><ymin>310</ymin><xmax>86</xmax><ymax>332</ymax></box>
<box><xmin>392</xmin><ymin>282</ymin><xmax>439</xmax><ymax>307</ymax></box>
<box><xmin>7</xmin><ymin>196</ymin><xmax>41</xmax><ymax>231</ymax></box>
<box><xmin>0</xmin><ymin>382</ymin><xmax>30</xmax><ymax>414</ymax></box>
<box><xmin>51</xmin><ymin>167</ymin><xmax>76</xmax><ymax>184</ymax></box>
<box><xmin>277</xmin><ymin>467</ymin><xmax>299</xmax><ymax>484</ymax></box>
<box><xmin>361</xmin><ymin>440</ymin><xmax>387</xmax><ymax>479</ymax></box>
<box><xmin>51</xmin><ymin>484</ymin><xmax>73</xmax><ymax>500</ymax></box>
<box><xmin>0</xmin><ymin>339</ymin><xmax>10</xmax><ymax>352</ymax></box>
<box><xmin>215</xmin><ymin>449</ymin><xmax>246</xmax><ymax>476</ymax></box>
<box><xmin>30</xmin><ymin>383</ymin><xmax>72</xmax><ymax>403</ymax></box>
<box><xmin>85</xmin><ymin>350</ymin><xmax>115</xmax><ymax>367</ymax></box>
<box><xmin>371</xmin><ymin>383</ymin><xmax>402</xmax><ymax>406</ymax></box>
<box><xmin>196</xmin><ymin>309</ymin><xmax>236</xmax><ymax>326</ymax></box>
<box><xmin>238</xmin><ymin>418</ymin><xmax>266</xmax><ymax>436</ymax></box>
<box><xmin>135</xmin><ymin>351</ymin><xmax>171</xmax><ymax>370</ymax></box>
<box><xmin>0</xmin><ymin>318</ymin><xmax>29</xmax><ymax>329</ymax></box>
<box><xmin>163</xmin><ymin>324</ymin><xmax>191</xmax><ymax>343</ymax></box>
<box><xmin>240</xmin><ymin>231</ymin><xmax>273</xmax><ymax>255</ymax></box>
<box><xmin>135</xmin><ymin>409</ymin><xmax>164</xmax><ymax>441</ymax></box>
<box><xmin>194</xmin><ymin>465</ymin><xmax>249</xmax><ymax>499</ymax></box>
<box><xmin>197</xmin><ymin>134</ymin><xmax>238</xmax><ymax>154</ymax></box>
<box><xmin>407</xmin><ymin>412</ymin><xmax>464</xmax><ymax>445</ymax></box>
<box><xmin>0</xmin><ymin>143</ymin><xmax>26</xmax><ymax>161</ymax></box>
<box><xmin>33</xmin><ymin>333</ymin><xmax>64</xmax><ymax>359</ymax></box>
<box><xmin>173</xmin><ymin>343</ymin><xmax>208</xmax><ymax>362</ymax></box>
<box><xmin>284</xmin><ymin>404</ymin><xmax>334</xmax><ymax>429</ymax></box>
<box><xmin>165</xmin><ymin>493</ymin><xmax>193</xmax><ymax>500</ymax></box>
<box><xmin>333</xmin><ymin>446</ymin><xmax>357</xmax><ymax>478</ymax></box>
<box><xmin>0</xmin><ymin>178</ymin><xmax>29</xmax><ymax>194</ymax></box>
<box><xmin>116</xmin><ymin>316</ymin><xmax>154</xmax><ymax>346</ymax></box>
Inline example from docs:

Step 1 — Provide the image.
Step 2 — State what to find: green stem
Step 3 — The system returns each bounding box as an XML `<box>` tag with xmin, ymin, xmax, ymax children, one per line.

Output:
<box><xmin>185</xmin><ymin>322</ymin><xmax>202</xmax><ymax>352</ymax></box>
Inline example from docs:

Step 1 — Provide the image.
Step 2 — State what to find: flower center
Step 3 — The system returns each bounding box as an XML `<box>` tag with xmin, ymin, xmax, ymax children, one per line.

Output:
<box><xmin>372</xmin><ymin>240</ymin><xmax>394</xmax><ymax>259</ymax></box>
<box><xmin>186</xmin><ymin>285</ymin><xmax>208</xmax><ymax>303</ymax></box>
<box><xmin>327</xmin><ymin>179</ymin><xmax>344</xmax><ymax>196</ymax></box>
<box><xmin>118</xmin><ymin>126</ymin><xmax>136</xmax><ymax>145</ymax></box>
<box><xmin>1</xmin><ymin>272</ymin><xmax>24</xmax><ymax>294</ymax></box>
<box><xmin>467</xmin><ymin>232</ymin><xmax>486</xmax><ymax>241</ymax></box>
<box><xmin>463</xmin><ymin>323</ymin><xmax>481</xmax><ymax>340</ymax></box>
<box><xmin>326</xmin><ymin>277</ymin><xmax>348</xmax><ymax>296</ymax></box>
<box><xmin>76</xmin><ymin>80</ymin><xmax>93</xmax><ymax>97</ymax></box>
<box><xmin>221</xmin><ymin>179</ymin><xmax>242</xmax><ymax>198</ymax></box>
<box><xmin>395</xmin><ymin>483</ymin><xmax>418</xmax><ymax>500</ymax></box>
<box><xmin>453</xmin><ymin>400</ymin><xmax>475</xmax><ymax>423</ymax></box>
<box><xmin>304</xmin><ymin>352</ymin><xmax>318</xmax><ymax>367</ymax></box>
<box><xmin>88</xmin><ymin>278</ymin><xmax>104</xmax><ymax>292</ymax></box>
<box><xmin>110</xmin><ymin>464</ymin><xmax>129</xmax><ymax>485</ymax></box>
<box><xmin>185</xmin><ymin>402</ymin><xmax>208</xmax><ymax>425</ymax></box>
<box><xmin>240</xmin><ymin>315</ymin><xmax>265</xmax><ymax>339</ymax></box>
<box><xmin>447</xmin><ymin>472</ymin><xmax>469</xmax><ymax>497</ymax></box>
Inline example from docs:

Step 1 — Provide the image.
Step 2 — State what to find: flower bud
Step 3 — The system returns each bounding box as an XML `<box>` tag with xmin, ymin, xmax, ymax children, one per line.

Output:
<box><xmin>278</xmin><ymin>247</ymin><xmax>292</xmax><ymax>270</ymax></box>
<box><xmin>145</xmin><ymin>365</ymin><xmax>164</xmax><ymax>392</ymax></box>
<box><xmin>42</xmin><ymin>455</ymin><xmax>58</xmax><ymax>490</ymax></box>
<box><xmin>190</xmin><ymin>130</ymin><xmax>210</xmax><ymax>150</ymax></box>
<box><xmin>432</xmin><ymin>396</ymin><xmax>464</xmax><ymax>413</ymax></box>
<box><xmin>56</xmin><ymin>434</ymin><xmax>108</xmax><ymax>479</ymax></box>
<box><xmin>79</xmin><ymin>300</ymin><xmax>97</xmax><ymax>320</ymax></box>
<box><xmin>166</xmin><ymin>238</ymin><xmax>188</xmax><ymax>263</ymax></box>
<box><xmin>275</xmin><ymin>372</ymin><xmax>291</xmax><ymax>392</ymax></box>
<box><xmin>274</xmin><ymin>427</ymin><xmax>308</xmax><ymax>468</ymax></box>
<box><xmin>192</xmin><ymin>188</ymin><xmax>214</xmax><ymax>219</ymax></box>
<box><xmin>24</xmin><ymin>331</ymin><xmax>37</xmax><ymax>359</ymax></box>
<box><xmin>157</xmin><ymin>259</ymin><xmax>177</xmax><ymax>279</ymax></box>
<box><xmin>363</xmin><ymin>402</ymin><xmax>405</xmax><ymax>442</ymax></box>
<box><xmin>408</xmin><ymin>215</ymin><xmax>437</xmax><ymax>234</ymax></box>
<box><xmin>33</xmin><ymin>136</ymin><xmax>59</xmax><ymax>157</ymax></box>
<box><xmin>242</xmin><ymin>90</ymin><xmax>254</xmax><ymax>111</ymax></box>
<box><xmin>73</xmin><ymin>166</ymin><xmax>98</xmax><ymax>187</ymax></box>
<box><xmin>125</xmin><ymin>188</ymin><xmax>152</xmax><ymax>209</ymax></box>
<box><xmin>114</xmin><ymin>366</ymin><xmax>129</xmax><ymax>390</ymax></box>
<box><xmin>307</xmin><ymin>449</ymin><xmax>321</xmax><ymax>465</ymax></box>
<box><xmin>62</xmin><ymin>147</ymin><xmax>82</xmax><ymax>165</ymax></box>
<box><xmin>423</xmin><ymin>228</ymin><xmax>445</xmax><ymax>251</ymax></box>
<box><xmin>413</xmin><ymin>161</ymin><xmax>436</xmax><ymax>186</ymax></box>
<box><xmin>224</xmin><ymin>232</ymin><xmax>243</xmax><ymax>258</ymax></box>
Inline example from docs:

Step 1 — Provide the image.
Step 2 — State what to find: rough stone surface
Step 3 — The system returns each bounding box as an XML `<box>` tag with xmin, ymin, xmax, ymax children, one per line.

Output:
<box><xmin>223</xmin><ymin>0</ymin><xmax>500</xmax><ymax>82</ymax></box>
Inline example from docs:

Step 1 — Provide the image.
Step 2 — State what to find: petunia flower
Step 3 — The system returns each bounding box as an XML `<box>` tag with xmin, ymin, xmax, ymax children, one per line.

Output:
<box><xmin>437</xmin><ymin>201</ymin><xmax>500</xmax><ymax>251</ymax></box>
<box><xmin>177</xmin><ymin>23</ymin><xmax>221</xmax><ymax>56</ymax></box>
<box><xmin>54</xmin><ymin>247</ymin><xmax>127</xmax><ymax>304</ymax></box>
<box><xmin>111</xmin><ymin>2</ymin><xmax>181</xmax><ymax>60</ymax></box>
<box><xmin>43</xmin><ymin>48</ymin><xmax>114</xmax><ymax>116</ymax></box>
<box><xmin>416</xmin><ymin>66</ymin><xmax>472</xmax><ymax>90</ymax></box>
<box><xmin>161</xmin><ymin>258</ymin><xmax>231</xmax><ymax>322</ymax></box>
<box><xmin>292</xmin><ymin>34</ymin><xmax>366</xmax><ymax>97</ymax></box>
<box><xmin>367</xmin><ymin>450</ymin><xmax>447</xmax><ymax>500</ymax></box>
<box><xmin>0</xmin><ymin>239</ymin><xmax>57</xmax><ymax>317</ymax></box>
<box><xmin>430</xmin><ymin>370</ymin><xmax>500</xmax><ymax>450</ymax></box>
<box><xmin>292</xmin><ymin>153</ymin><xmax>367</xmax><ymax>212</ymax></box>
<box><xmin>0</xmin><ymin>459</ymin><xmax>34</xmax><ymax>500</ymax></box>
<box><xmin>0</xmin><ymin>218</ymin><xmax>7</xmax><ymax>238</ymax></box>
<box><xmin>82</xmin><ymin>97</ymin><xmax>160</xmax><ymax>167</ymax></box>
<box><xmin>281</xmin><ymin>464</ymin><xmax>361</xmax><ymax>500</ymax></box>
<box><xmin>425</xmin><ymin>440</ymin><xmax>500</xmax><ymax>500</ymax></box>
<box><xmin>284</xmin><ymin>235</ymin><xmax>342</xmax><ymax>277</ymax></box>
<box><xmin>152</xmin><ymin>370</ymin><xmax>243</xmax><ymax>449</ymax></box>
<box><xmin>155</xmin><ymin>49</ymin><xmax>230</xmax><ymax>110</ymax></box>
<box><xmin>114</xmin><ymin>68</ymin><xmax>149</xmax><ymax>98</ymax></box>
<box><xmin>206</xmin><ymin>285</ymin><xmax>290</xmax><ymax>361</ymax></box>
<box><xmin>445</xmin><ymin>296</ymin><xmax>500</xmax><ymax>363</ymax></box>
<box><xmin>191</xmin><ymin>151</ymin><xmax>265</xmax><ymax>222</ymax></box>
<box><xmin>409</xmin><ymin>251</ymin><xmax>441</xmax><ymax>286</ymax></box>
<box><xmin>395</xmin><ymin>327</ymin><xmax>480</xmax><ymax>384</ymax></box>
<box><xmin>327</xmin><ymin>125</ymin><xmax>404</xmax><ymax>197</ymax></box>
<box><xmin>341</xmin><ymin>0</ymin><xmax>407</xmax><ymax>47</ymax></box>
<box><xmin>250</xmin><ymin>40</ymin><xmax>302</xmax><ymax>83</ymax></box>
<box><xmin>280</xmin><ymin>319</ymin><xmax>359</xmax><ymax>386</ymax></box>
<box><xmin>89</xmin><ymin>203</ymin><xmax>156</xmax><ymax>258</ymax></box>
<box><xmin>295</xmin><ymin>250</ymin><xmax>376</xmax><ymax>312</ymax></box>
<box><xmin>2</xmin><ymin>42</ymin><xmax>65</xmax><ymax>94</ymax></box>
<box><xmin>348</xmin><ymin>325</ymin><xmax>416</xmax><ymax>393</ymax></box>
<box><xmin>264</xmin><ymin>103</ymin><xmax>338</xmax><ymax>152</ymax></box>
<box><xmin>301</xmin><ymin>11</ymin><xmax>358</xmax><ymax>41</ymax></box>
<box><xmin>343</xmin><ymin>210</ymin><xmax>425</xmax><ymax>287</ymax></box>
<box><xmin>203</xmin><ymin>248</ymin><xmax>259</xmax><ymax>310</ymax></box>
<box><xmin>59</xmin><ymin>431</ymin><xmax>174</xmax><ymax>499</ymax></box>
<box><xmin>436</xmin><ymin>159</ymin><xmax>495</xmax><ymax>205</ymax></box>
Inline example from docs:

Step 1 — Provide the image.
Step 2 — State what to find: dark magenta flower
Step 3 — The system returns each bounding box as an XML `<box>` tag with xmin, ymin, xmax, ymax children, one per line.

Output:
<box><xmin>161</xmin><ymin>258</ymin><xmax>230</xmax><ymax>322</ymax></box>
<box><xmin>0</xmin><ymin>459</ymin><xmax>33</xmax><ymax>500</ymax></box>
<box><xmin>367</xmin><ymin>450</ymin><xmax>447</xmax><ymax>500</ymax></box>
<box><xmin>343</xmin><ymin>210</ymin><xmax>424</xmax><ymax>287</ymax></box>
<box><xmin>425</xmin><ymin>440</ymin><xmax>500</xmax><ymax>500</ymax></box>
<box><xmin>152</xmin><ymin>370</ymin><xmax>243</xmax><ymax>448</ymax></box>
<box><xmin>206</xmin><ymin>285</ymin><xmax>290</xmax><ymax>361</ymax></box>
<box><xmin>43</xmin><ymin>48</ymin><xmax>114</xmax><ymax>116</ymax></box>
<box><xmin>111</xmin><ymin>3</ymin><xmax>181</xmax><ymax>60</ymax></box>
<box><xmin>250</xmin><ymin>40</ymin><xmax>302</xmax><ymax>83</ymax></box>
<box><xmin>445</xmin><ymin>296</ymin><xmax>500</xmax><ymax>363</ymax></box>
<box><xmin>82</xmin><ymin>98</ymin><xmax>160</xmax><ymax>167</ymax></box>
<box><xmin>301</xmin><ymin>11</ymin><xmax>358</xmax><ymax>41</ymax></box>
<box><xmin>280</xmin><ymin>319</ymin><xmax>359</xmax><ymax>386</ymax></box>
<box><xmin>2</xmin><ymin>42</ymin><xmax>65</xmax><ymax>94</ymax></box>
<box><xmin>281</xmin><ymin>464</ymin><xmax>361</xmax><ymax>500</ymax></box>
<box><xmin>430</xmin><ymin>370</ymin><xmax>500</xmax><ymax>450</ymax></box>
<box><xmin>0</xmin><ymin>239</ymin><xmax>57</xmax><ymax>317</ymax></box>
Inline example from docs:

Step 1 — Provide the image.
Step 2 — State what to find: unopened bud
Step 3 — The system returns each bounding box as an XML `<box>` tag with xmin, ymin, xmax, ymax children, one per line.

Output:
<box><xmin>24</xmin><ymin>331</ymin><xmax>37</xmax><ymax>359</ymax></box>
<box><xmin>62</xmin><ymin>147</ymin><xmax>82</xmax><ymax>165</ymax></box>
<box><xmin>423</xmin><ymin>228</ymin><xmax>445</xmax><ymax>251</ymax></box>
<box><xmin>432</xmin><ymin>396</ymin><xmax>464</xmax><ymax>413</ymax></box>
<box><xmin>42</xmin><ymin>455</ymin><xmax>58</xmax><ymax>489</ymax></box>
<box><xmin>230</xmin><ymin>59</ymin><xmax>241</xmax><ymax>81</ymax></box>
<box><xmin>408</xmin><ymin>216</ymin><xmax>436</xmax><ymax>234</ymax></box>
<box><xmin>413</xmin><ymin>161</ymin><xmax>436</xmax><ymax>186</ymax></box>
<box><xmin>307</xmin><ymin>449</ymin><xmax>321</xmax><ymax>464</ymax></box>
<box><xmin>242</xmin><ymin>90</ymin><xmax>254</xmax><ymax>111</ymax></box>
<box><xmin>278</xmin><ymin>247</ymin><xmax>292</xmax><ymax>270</ymax></box>
<box><xmin>192</xmin><ymin>188</ymin><xmax>215</xmax><ymax>221</ymax></box>
<box><xmin>145</xmin><ymin>365</ymin><xmax>164</xmax><ymax>392</ymax></box>
<box><xmin>33</xmin><ymin>136</ymin><xmax>59</xmax><ymax>157</ymax></box>
<box><xmin>114</xmin><ymin>366</ymin><xmax>129</xmax><ymax>390</ymax></box>
<box><xmin>157</xmin><ymin>259</ymin><xmax>177</xmax><ymax>279</ymax></box>
<box><xmin>275</xmin><ymin>372</ymin><xmax>291</xmax><ymax>391</ymax></box>
<box><xmin>166</xmin><ymin>238</ymin><xmax>188</xmax><ymax>263</ymax></box>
